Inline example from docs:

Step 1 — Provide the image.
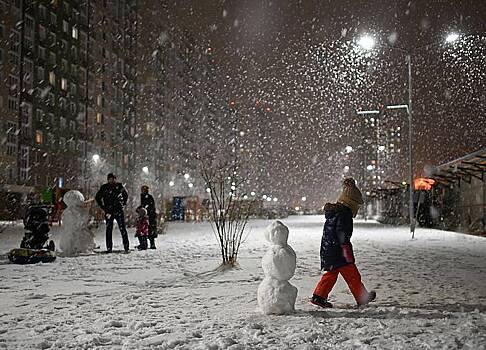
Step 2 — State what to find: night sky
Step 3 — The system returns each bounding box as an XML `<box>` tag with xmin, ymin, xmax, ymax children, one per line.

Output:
<box><xmin>141</xmin><ymin>0</ymin><xmax>486</xmax><ymax>205</ymax></box>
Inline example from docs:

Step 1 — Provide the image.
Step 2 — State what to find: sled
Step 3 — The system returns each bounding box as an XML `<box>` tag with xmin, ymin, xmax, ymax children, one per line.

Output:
<box><xmin>8</xmin><ymin>248</ymin><xmax>57</xmax><ymax>265</ymax></box>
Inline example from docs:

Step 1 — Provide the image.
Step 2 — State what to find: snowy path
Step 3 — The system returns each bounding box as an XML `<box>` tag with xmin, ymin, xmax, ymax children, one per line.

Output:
<box><xmin>0</xmin><ymin>216</ymin><xmax>485</xmax><ymax>349</ymax></box>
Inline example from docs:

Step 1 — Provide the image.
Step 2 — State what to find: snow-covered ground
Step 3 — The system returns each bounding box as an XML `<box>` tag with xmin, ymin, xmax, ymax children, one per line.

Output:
<box><xmin>1</xmin><ymin>216</ymin><xmax>485</xmax><ymax>349</ymax></box>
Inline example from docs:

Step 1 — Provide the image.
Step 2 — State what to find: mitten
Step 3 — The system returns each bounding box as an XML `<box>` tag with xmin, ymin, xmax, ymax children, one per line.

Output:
<box><xmin>341</xmin><ymin>244</ymin><xmax>355</xmax><ymax>264</ymax></box>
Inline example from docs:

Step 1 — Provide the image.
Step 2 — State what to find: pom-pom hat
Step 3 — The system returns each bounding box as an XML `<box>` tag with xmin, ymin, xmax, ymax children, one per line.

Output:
<box><xmin>337</xmin><ymin>178</ymin><xmax>363</xmax><ymax>217</ymax></box>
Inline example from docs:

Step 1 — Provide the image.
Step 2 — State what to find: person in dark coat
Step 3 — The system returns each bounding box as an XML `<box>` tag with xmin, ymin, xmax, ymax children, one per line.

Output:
<box><xmin>139</xmin><ymin>185</ymin><xmax>157</xmax><ymax>249</ymax></box>
<box><xmin>311</xmin><ymin>178</ymin><xmax>376</xmax><ymax>308</ymax></box>
<box><xmin>95</xmin><ymin>173</ymin><xmax>130</xmax><ymax>252</ymax></box>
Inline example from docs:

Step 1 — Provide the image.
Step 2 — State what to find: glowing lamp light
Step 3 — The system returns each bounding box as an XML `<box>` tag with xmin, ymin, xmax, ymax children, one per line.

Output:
<box><xmin>295</xmin><ymin>207</ymin><xmax>300</xmax><ymax>211</ymax></box>
<box><xmin>262</xmin><ymin>195</ymin><xmax>267</xmax><ymax>199</ymax></box>
<box><xmin>445</xmin><ymin>33</ymin><xmax>460</xmax><ymax>43</ymax></box>
<box><xmin>250</xmin><ymin>191</ymin><xmax>256</xmax><ymax>196</ymax></box>
<box><xmin>206</xmin><ymin>188</ymin><xmax>211</xmax><ymax>193</ymax></box>
<box><xmin>142</xmin><ymin>166</ymin><xmax>149</xmax><ymax>174</ymax></box>
<box><xmin>301</xmin><ymin>196</ymin><xmax>307</xmax><ymax>202</ymax></box>
<box><xmin>184</xmin><ymin>173</ymin><xmax>190</xmax><ymax>179</ymax></box>
<box><xmin>378</xmin><ymin>145</ymin><xmax>386</xmax><ymax>151</ymax></box>
<box><xmin>266</xmin><ymin>197</ymin><xmax>272</xmax><ymax>202</ymax></box>
<box><xmin>92</xmin><ymin>154</ymin><xmax>100</xmax><ymax>162</ymax></box>
<box><xmin>273</xmin><ymin>198</ymin><xmax>278</xmax><ymax>202</ymax></box>
<box><xmin>188</xmin><ymin>183</ymin><xmax>194</xmax><ymax>188</ymax></box>
<box><xmin>357</xmin><ymin>35</ymin><xmax>375</xmax><ymax>50</ymax></box>
<box><xmin>169</xmin><ymin>181</ymin><xmax>175</xmax><ymax>187</ymax></box>
<box><xmin>367</xmin><ymin>165</ymin><xmax>374</xmax><ymax>171</ymax></box>
<box><xmin>345</xmin><ymin>146</ymin><xmax>353</xmax><ymax>153</ymax></box>
<box><xmin>344</xmin><ymin>165</ymin><xmax>350</xmax><ymax>172</ymax></box>
<box><xmin>414</xmin><ymin>178</ymin><xmax>436</xmax><ymax>191</ymax></box>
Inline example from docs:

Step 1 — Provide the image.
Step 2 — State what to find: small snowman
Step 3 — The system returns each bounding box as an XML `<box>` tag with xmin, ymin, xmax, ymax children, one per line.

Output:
<box><xmin>59</xmin><ymin>190</ymin><xmax>96</xmax><ymax>256</ymax></box>
<box><xmin>257</xmin><ymin>221</ymin><xmax>298</xmax><ymax>315</ymax></box>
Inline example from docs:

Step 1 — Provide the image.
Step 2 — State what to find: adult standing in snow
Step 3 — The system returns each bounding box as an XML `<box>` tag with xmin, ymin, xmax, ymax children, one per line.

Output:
<box><xmin>95</xmin><ymin>173</ymin><xmax>130</xmax><ymax>253</ymax></box>
<box><xmin>311</xmin><ymin>178</ymin><xmax>376</xmax><ymax>308</ymax></box>
<box><xmin>139</xmin><ymin>185</ymin><xmax>157</xmax><ymax>249</ymax></box>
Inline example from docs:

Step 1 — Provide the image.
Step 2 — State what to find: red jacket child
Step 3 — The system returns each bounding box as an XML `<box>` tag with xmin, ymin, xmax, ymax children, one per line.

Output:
<box><xmin>135</xmin><ymin>215</ymin><xmax>148</xmax><ymax>237</ymax></box>
<box><xmin>135</xmin><ymin>208</ymin><xmax>149</xmax><ymax>250</ymax></box>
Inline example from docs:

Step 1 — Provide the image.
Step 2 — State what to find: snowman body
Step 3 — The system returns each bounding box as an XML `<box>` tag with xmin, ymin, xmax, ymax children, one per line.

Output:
<box><xmin>59</xmin><ymin>190</ymin><xmax>95</xmax><ymax>256</ymax></box>
<box><xmin>257</xmin><ymin>221</ymin><xmax>298</xmax><ymax>315</ymax></box>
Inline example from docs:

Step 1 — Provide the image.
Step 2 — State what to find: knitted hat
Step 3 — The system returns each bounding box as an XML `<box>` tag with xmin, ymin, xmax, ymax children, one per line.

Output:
<box><xmin>137</xmin><ymin>207</ymin><xmax>147</xmax><ymax>217</ymax></box>
<box><xmin>337</xmin><ymin>178</ymin><xmax>363</xmax><ymax>216</ymax></box>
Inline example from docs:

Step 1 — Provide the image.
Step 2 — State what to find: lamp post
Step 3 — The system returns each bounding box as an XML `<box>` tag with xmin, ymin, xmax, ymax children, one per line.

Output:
<box><xmin>355</xmin><ymin>32</ymin><xmax>467</xmax><ymax>238</ymax></box>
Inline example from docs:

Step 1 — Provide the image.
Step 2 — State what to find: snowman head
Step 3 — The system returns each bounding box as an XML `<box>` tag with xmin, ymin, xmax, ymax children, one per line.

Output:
<box><xmin>265</xmin><ymin>220</ymin><xmax>289</xmax><ymax>246</ymax></box>
<box><xmin>63</xmin><ymin>190</ymin><xmax>86</xmax><ymax>208</ymax></box>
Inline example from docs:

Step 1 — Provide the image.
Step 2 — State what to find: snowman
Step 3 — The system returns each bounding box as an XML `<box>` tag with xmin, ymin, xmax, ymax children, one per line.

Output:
<box><xmin>257</xmin><ymin>221</ymin><xmax>298</xmax><ymax>315</ymax></box>
<box><xmin>59</xmin><ymin>190</ymin><xmax>96</xmax><ymax>256</ymax></box>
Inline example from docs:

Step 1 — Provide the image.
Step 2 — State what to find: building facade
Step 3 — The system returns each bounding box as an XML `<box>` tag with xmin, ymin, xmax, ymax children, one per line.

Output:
<box><xmin>0</xmin><ymin>0</ymin><xmax>137</xmax><ymax>217</ymax></box>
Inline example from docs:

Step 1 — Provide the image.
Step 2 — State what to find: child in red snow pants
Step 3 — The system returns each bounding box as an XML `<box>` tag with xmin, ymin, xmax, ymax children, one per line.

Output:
<box><xmin>313</xmin><ymin>263</ymin><xmax>369</xmax><ymax>305</ymax></box>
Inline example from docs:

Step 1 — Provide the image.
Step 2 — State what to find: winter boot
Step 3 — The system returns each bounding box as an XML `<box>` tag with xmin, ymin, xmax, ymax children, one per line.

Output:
<box><xmin>310</xmin><ymin>294</ymin><xmax>333</xmax><ymax>308</ymax></box>
<box><xmin>357</xmin><ymin>290</ymin><xmax>376</xmax><ymax>307</ymax></box>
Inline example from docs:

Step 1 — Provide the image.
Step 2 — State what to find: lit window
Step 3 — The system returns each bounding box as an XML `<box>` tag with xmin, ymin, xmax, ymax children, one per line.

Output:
<box><xmin>72</xmin><ymin>27</ymin><xmax>78</xmax><ymax>39</ymax></box>
<box><xmin>49</xmin><ymin>71</ymin><xmax>55</xmax><ymax>85</ymax></box>
<box><xmin>61</xmin><ymin>78</ymin><xmax>68</xmax><ymax>90</ymax></box>
<box><xmin>35</xmin><ymin>130</ymin><xmax>43</xmax><ymax>144</ymax></box>
<box><xmin>96</xmin><ymin>113</ymin><xmax>102</xmax><ymax>124</ymax></box>
<box><xmin>63</xmin><ymin>20</ymin><xmax>69</xmax><ymax>33</ymax></box>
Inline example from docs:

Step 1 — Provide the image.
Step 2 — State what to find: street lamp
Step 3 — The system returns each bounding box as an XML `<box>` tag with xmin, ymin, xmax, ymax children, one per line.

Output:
<box><xmin>356</xmin><ymin>31</ymin><xmax>467</xmax><ymax>238</ymax></box>
<box><xmin>92</xmin><ymin>154</ymin><xmax>100</xmax><ymax>162</ymax></box>
<box><xmin>357</xmin><ymin>35</ymin><xmax>376</xmax><ymax>50</ymax></box>
<box><xmin>142</xmin><ymin>166</ymin><xmax>149</xmax><ymax>174</ymax></box>
<box><xmin>445</xmin><ymin>33</ymin><xmax>460</xmax><ymax>43</ymax></box>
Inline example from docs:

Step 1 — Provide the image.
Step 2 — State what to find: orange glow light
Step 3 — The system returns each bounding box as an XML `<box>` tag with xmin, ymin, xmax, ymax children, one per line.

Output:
<box><xmin>414</xmin><ymin>178</ymin><xmax>435</xmax><ymax>191</ymax></box>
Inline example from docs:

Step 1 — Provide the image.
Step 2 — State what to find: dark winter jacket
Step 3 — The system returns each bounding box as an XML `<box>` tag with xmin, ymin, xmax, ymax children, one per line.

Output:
<box><xmin>139</xmin><ymin>193</ymin><xmax>156</xmax><ymax>218</ymax></box>
<box><xmin>95</xmin><ymin>183</ymin><xmax>128</xmax><ymax>215</ymax></box>
<box><xmin>320</xmin><ymin>202</ymin><xmax>354</xmax><ymax>271</ymax></box>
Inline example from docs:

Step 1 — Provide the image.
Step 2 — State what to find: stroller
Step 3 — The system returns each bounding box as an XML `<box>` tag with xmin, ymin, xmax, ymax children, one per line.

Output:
<box><xmin>9</xmin><ymin>205</ymin><xmax>56</xmax><ymax>264</ymax></box>
<box><xmin>20</xmin><ymin>205</ymin><xmax>55</xmax><ymax>251</ymax></box>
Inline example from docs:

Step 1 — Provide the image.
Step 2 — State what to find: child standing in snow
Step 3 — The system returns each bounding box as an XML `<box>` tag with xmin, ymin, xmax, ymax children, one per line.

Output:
<box><xmin>135</xmin><ymin>207</ymin><xmax>149</xmax><ymax>250</ymax></box>
<box><xmin>311</xmin><ymin>178</ymin><xmax>376</xmax><ymax>308</ymax></box>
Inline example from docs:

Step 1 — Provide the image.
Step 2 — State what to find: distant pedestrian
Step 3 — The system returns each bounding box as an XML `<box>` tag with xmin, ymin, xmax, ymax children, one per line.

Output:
<box><xmin>95</xmin><ymin>173</ymin><xmax>130</xmax><ymax>253</ymax></box>
<box><xmin>311</xmin><ymin>178</ymin><xmax>376</xmax><ymax>308</ymax></box>
<box><xmin>135</xmin><ymin>207</ymin><xmax>149</xmax><ymax>250</ymax></box>
<box><xmin>139</xmin><ymin>185</ymin><xmax>157</xmax><ymax>249</ymax></box>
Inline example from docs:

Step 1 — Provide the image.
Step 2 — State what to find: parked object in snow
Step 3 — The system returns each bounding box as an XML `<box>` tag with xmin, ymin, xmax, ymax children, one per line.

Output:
<box><xmin>19</xmin><ymin>205</ymin><xmax>54</xmax><ymax>251</ymax></box>
<box><xmin>8</xmin><ymin>248</ymin><xmax>56</xmax><ymax>264</ymax></box>
<box><xmin>257</xmin><ymin>221</ymin><xmax>298</xmax><ymax>315</ymax></box>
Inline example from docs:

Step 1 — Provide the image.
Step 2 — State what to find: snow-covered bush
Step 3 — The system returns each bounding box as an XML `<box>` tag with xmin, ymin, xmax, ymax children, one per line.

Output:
<box><xmin>200</xmin><ymin>158</ymin><xmax>252</xmax><ymax>266</ymax></box>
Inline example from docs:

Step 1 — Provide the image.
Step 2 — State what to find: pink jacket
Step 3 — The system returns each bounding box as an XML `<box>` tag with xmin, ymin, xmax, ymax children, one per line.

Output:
<box><xmin>136</xmin><ymin>216</ymin><xmax>149</xmax><ymax>237</ymax></box>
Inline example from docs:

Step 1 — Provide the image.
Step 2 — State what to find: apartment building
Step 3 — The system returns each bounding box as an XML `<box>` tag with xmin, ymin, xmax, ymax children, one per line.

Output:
<box><xmin>0</xmin><ymin>0</ymin><xmax>138</xmax><ymax>212</ymax></box>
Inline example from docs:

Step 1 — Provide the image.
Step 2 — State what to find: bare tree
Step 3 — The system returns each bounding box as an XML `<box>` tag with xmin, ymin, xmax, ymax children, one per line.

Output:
<box><xmin>200</xmin><ymin>157</ymin><xmax>252</xmax><ymax>267</ymax></box>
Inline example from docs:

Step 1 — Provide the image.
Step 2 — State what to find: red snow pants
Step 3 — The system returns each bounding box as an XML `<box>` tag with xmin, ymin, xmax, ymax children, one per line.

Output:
<box><xmin>313</xmin><ymin>263</ymin><xmax>369</xmax><ymax>304</ymax></box>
